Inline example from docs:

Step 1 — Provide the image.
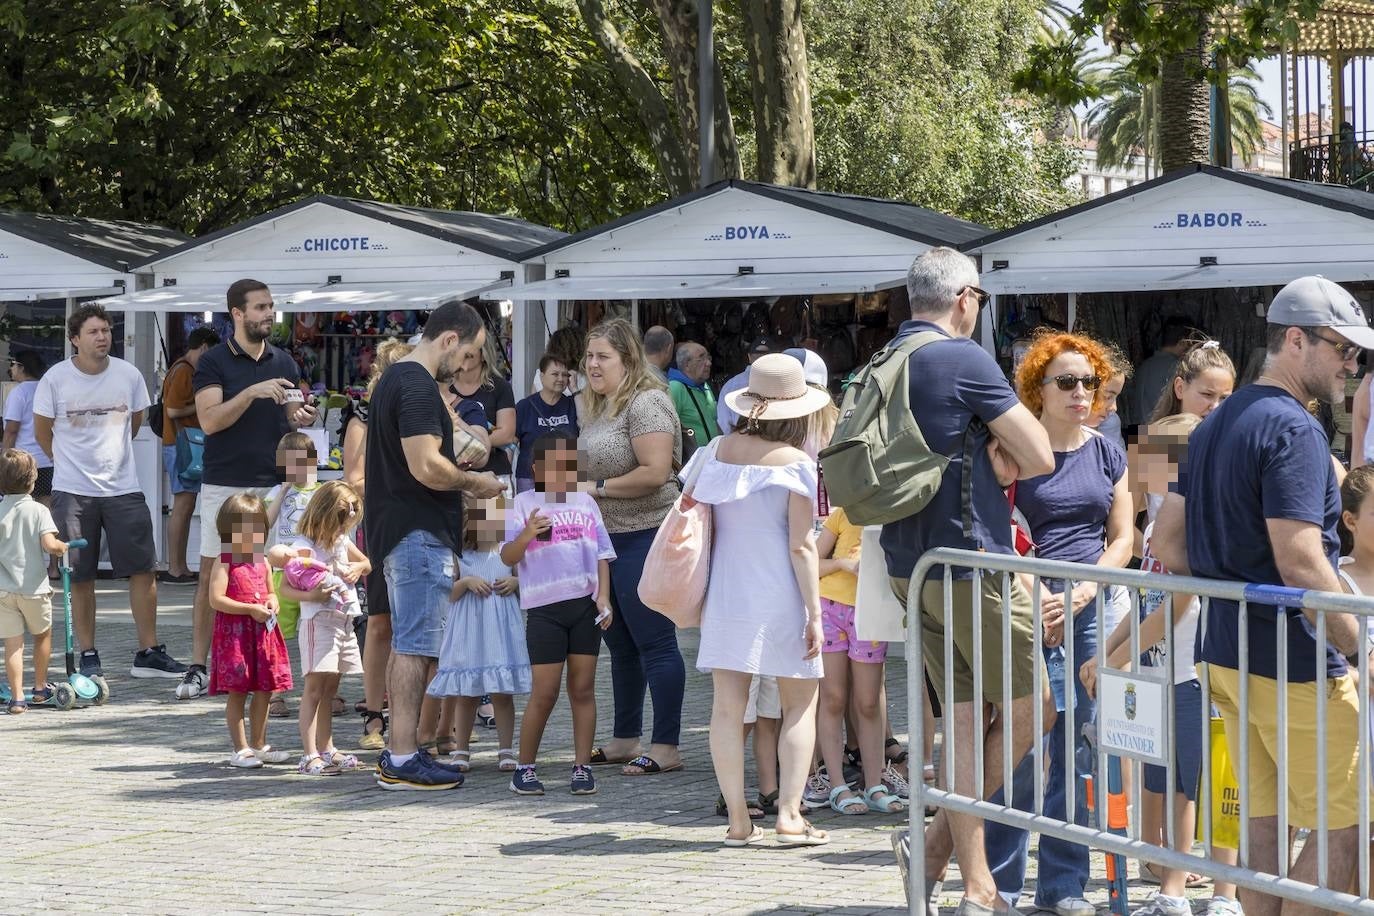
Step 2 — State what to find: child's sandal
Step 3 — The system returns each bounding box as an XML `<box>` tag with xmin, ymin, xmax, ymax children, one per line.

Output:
<box><xmin>6</xmin><ymin>699</ymin><xmax>27</xmax><ymax>715</ymax></box>
<box><xmin>436</xmin><ymin>736</ymin><xmax>460</xmax><ymax>757</ymax></box>
<box><xmin>298</xmin><ymin>754</ymin><xmax>342</xmax><ymax>776</ymax></box>
<box><xmin>267</xmin><ymin>695</ymin><xmax>289</xmax><ymax>718</ymax></box>
<box><xmin>885</xmin><ymin>736</ymin><xmax>910</xmax><ymax>764</ymax></box>
<box><xmin>29</xmin><ymin>683</ymin><xmax>56</xmax><ymax>705</ymax></box>
<box><xmin>323</xmin><ymin>749</ymin><xmax>360</xmax><ymax>770</ymax></box>
<box><xmin>863</xmin><ymin>784</ymin><xmax>907</xmax><ymax>814</ymax></box>
<box><xmin>497</xmin><ymin>748</ymin><xmax>518</xmax><ymax>772</ymax></box>
<box><xmin>446</xmin><ymin>750</ymin><xmax>472</xmax><ymax>773</ymax></box>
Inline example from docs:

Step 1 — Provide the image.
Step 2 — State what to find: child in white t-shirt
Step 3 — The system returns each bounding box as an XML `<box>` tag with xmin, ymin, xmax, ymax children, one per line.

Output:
<box><xmin>263</xmin><ymin>432</ymin><xmax>322</xmax><ymax>718</ymax></box>
<box><xmin>0</xmin><ymin>449</ymin><xmax>68</xmax><ymax>713</ymax></box>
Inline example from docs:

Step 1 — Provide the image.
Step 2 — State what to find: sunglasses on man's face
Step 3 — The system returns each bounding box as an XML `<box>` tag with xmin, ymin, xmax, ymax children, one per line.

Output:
<box><xmin>959</xmin><ymin>286</ymin><xmax>991</xmax><ymax>309</ymax></box>
<box><xmin>1043</xmin><ymin>374</ymin><xmax>1102</xmax><ymax>392</ymax></box>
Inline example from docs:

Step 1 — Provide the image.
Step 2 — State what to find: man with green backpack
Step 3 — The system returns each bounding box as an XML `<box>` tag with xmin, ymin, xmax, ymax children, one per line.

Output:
<box><xmin>821</xmin><ymin>247</ymin><xmax>1052</xmax><ymax>916</ymax></box>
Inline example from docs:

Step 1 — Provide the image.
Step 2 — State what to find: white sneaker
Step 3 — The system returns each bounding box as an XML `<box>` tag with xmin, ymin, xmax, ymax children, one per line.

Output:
<box><xmin>1204</xmin><ymin>898</ymin><xmax>1243</xmax><ymax>916</ymax></box>
<box><xmin>229</xmin><ymin>749</ymin><xmax>263</xmax><ymax>769</ymax></box>
<box><xmin>253</xmin><ymin>746</ymin><xmax>293</xmax><ymax>765</ymax></box>
<box><xmin>883</xmin><ymin>761</ymin><xmax>911</xmax><ymax>800</ymax></box>
<box><xmin>1131</xmin><ymin>893</ymin><xmax>1191</xmax><ymax>916</ymax></box>
<box><xmin>1046</xmin><ymin>897</ymin><xmax>1095</xmax><ymax>916</ymax></box>
<box><xmin>803</xmin><ymin>768</ymin><xmax>832</xmax><ymax>806</ymax></box>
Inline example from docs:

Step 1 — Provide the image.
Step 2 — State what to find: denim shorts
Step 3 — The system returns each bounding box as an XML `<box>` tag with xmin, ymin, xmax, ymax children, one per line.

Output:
<box><xmin>1143</xmin><ymin>678</ymin><xmax>1204</xmax><ymax>801</ymax></box>
<box><xmin>162</xmin><ymin>444</ymin><xmax>201</xmax><ymax>495</ymax></box>
<box><xmin>383</xmin><ymin>530</ymin><xmax>456</xmax><ymax>658</ymax></box>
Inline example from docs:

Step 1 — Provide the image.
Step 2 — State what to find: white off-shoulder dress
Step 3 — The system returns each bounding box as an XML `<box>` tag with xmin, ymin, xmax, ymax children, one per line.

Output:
<box><xmin>685</xmin><ymin>447</ymin><xmax>824</xmax><ymax>680</ymax></box>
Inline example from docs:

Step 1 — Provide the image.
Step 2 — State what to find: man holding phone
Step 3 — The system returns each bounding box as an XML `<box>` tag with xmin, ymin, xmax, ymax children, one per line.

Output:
<box><xmin>179</xmin><ymin>279</ymin><xmax>318</xmax><ymax>700</ymax></box>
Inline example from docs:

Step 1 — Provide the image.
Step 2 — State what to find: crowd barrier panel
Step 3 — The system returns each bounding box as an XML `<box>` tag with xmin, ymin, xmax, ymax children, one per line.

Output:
<box><xmin>905</xmin><ymin>548</ymin><xmax>1374</xmax><ymax>915</ymax></box>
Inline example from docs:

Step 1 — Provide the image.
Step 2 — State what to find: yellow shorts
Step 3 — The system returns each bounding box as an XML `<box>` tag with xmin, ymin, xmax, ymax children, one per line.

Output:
<box><xmin>1205</xmin><ymin>662</ymin><xmax>1368</xmax><ymax>830</ymax></box>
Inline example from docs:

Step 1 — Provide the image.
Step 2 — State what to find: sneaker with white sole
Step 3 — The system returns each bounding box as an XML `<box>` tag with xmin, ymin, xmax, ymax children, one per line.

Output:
<box><xmin>1204</xmin><ymin>898</ymin><xmax>1243</xmax><ymax>916</ymax></box>
<box><xmin>803</xmin><ymin>767</ymin><xmax>832</xmax><ymax>806</ymax></box>
<box><xmin>131</xmin><ymin>644</ymin><xmax>188</xmax><ymax>679</ymax></box>
<box><xmin>883</xmin><ymin>761</ymin><xmax>911</xmax><ymax>801</ymax></box>
<box><xmin>1131</xmin><ymin>894</ymin><xmax>1191</xmax><ymax>916</ymax></box>
<box><xmin>570</xmin><ymin>764</ymin><xmax>597</xmax><ymax>795</ymax></box>
<box><xmin>1041</xmin><ymin>896</ymin><xmax>1095</xmax><ymax>916</ymax></box>
<box><xmin>229</xmin><ymin>749</ymin><xmax>263</xmax><ymax>769</ymax></box>
<box><xmin>79</xmin><ymin>649</ymin><xmax>103</xmax><ymax>678</ymax></box>
<box><xmin>253</xmin><ymin>746</ymin><xmax>293</xmax><ymax>765</ymax></box>
<box><xmin>175</xmin><ymin>664</ymin><xmax>209</xmax><ymax>700</ymax></box>
<box><xmin>510</xmin><ymin>765</ymin><xmax>545</xmax><ymax>795</ymax></box>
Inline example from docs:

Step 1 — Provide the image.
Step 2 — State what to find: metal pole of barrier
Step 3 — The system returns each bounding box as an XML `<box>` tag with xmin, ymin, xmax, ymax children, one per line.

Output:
<box><xmin>943</xmin><ymin>566</ymin><xmax>956</xmax><ymax>796</ymax></box>
<box><xmin>1200</xmin><ymin>596</ymin><xmax>1214</xmax><ymax>860</ymax></box>
<box><xmin>1277</xmin><ymin>611</ymin><xmax>1289</xmax><ymax>880</ymax></box>
<box><xmin>909</xmin><ymin>572</ymin><xmax>926</xmax><ymax>916</ymax></box>
<box><xmin>972</xmin><ymin>566</ymin><xmax>984</xmax><ymax>800</ymax></box>
<box><xmin>1095</xmin><ymin>588</ymin><xmax>1108</xmax><ymax>843</ymax></box>
<box><xmin>1316</xmin><ymin>612</ymin><xmax>1328</xmax><ymax>889</ymax></box>
<box><xmin>1164</xmin><ymin>590</ymin><xmax>1177</xmax><ymax>853</ymax></box>
<box><xmin>1033</xmin><ymin>575</ymin><xmax>1046</xmax><ymax>816</ymax></box>
<box><xmin>1360</xmin><ymin>631</ymin><xmax>1370</xmax><ymax>899</ymax></box>
<box><xmin>1064</xmin><ymin>577</ymin><xmax>1077</xmax><ymax>825</ymax></box>
<box><xmin>1238</xmin><ymin>598</ymin><xmax>1251</xmax><ymax>869</ymax></box>
<box><xmin>1002</xmin><ymin>573</ymin><xmax>1014</xmax><ymax>801</ymax></box>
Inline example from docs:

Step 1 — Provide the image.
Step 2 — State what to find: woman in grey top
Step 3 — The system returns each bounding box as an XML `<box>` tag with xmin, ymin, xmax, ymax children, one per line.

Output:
<box><xmin>578</xmin><ymin>318</ymin><xmax>685</xmax><ymax>776</ymax></box>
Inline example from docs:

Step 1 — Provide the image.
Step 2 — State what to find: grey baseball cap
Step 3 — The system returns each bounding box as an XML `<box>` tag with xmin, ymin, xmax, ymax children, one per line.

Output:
<box><xmin>1267</xmin><ymin>275</ymin><xmax>1374</xmax><ymax>350</ymax></box>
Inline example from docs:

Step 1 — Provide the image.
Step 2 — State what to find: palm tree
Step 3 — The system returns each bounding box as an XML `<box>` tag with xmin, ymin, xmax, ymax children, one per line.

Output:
<box><xmin>1034</xmin><ymin>13</ymin><xmax>1109</xmax><ymax>139</ymax></box>
<box><xmin>1088</xmin><ymin>55</ymin><xmax>1272</xmax><ymax>175</ymax></box>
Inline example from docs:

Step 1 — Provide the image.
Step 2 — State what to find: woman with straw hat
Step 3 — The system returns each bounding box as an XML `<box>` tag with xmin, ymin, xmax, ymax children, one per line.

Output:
<box><xmin>680</xmin><ymin>353</ymin><xmax>832</xmax><ymax>848</ymax></box>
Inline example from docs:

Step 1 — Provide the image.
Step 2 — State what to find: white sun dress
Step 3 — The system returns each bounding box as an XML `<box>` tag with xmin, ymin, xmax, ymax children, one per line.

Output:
<box><xmin>685</xmin><ymin>447</ymin><xmax>824</xmax><ymax>680</ymax></box>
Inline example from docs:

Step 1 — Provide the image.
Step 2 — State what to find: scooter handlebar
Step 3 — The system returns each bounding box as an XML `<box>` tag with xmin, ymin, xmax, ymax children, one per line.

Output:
<box><xmin>67</xmin><ymin>538</ymin><xmax>88</xmax><ymax>550</ymax></box>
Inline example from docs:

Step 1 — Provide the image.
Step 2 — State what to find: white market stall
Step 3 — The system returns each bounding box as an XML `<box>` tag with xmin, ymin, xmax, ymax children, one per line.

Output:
<box><xmin>508</xmin><ymin>180</ymin><xmax>989</xmax><ymax>395</ymax></box>
<box><xmin>100</xmin><ymin>194</ymin><xmax>564</xmax><ymax>569</ymax></box>
<box><xmin>963</xmin><ymin>164</ymin><xmax>1374</xmax><ymax>435</ymax></box>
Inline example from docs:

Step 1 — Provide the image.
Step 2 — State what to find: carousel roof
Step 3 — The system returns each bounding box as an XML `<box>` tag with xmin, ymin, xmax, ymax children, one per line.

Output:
<box><xmin>1254</xmin><ymin>0</ymin><xmax>1374</xmax><ymax>55</ymax></box>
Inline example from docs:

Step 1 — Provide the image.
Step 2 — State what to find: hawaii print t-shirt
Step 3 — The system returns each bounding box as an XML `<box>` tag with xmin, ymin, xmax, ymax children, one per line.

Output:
<box><xmin>505</xmin><ymin>490</ymin><xmax>616</xmax><ymax>610</ymax></box>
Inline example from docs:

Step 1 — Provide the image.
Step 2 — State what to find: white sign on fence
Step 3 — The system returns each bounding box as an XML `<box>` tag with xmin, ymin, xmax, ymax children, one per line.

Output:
<box><xmin>1096</xmin><ymin>668</ymin><xmax>1169</xmax><ymax>765</ymax></box>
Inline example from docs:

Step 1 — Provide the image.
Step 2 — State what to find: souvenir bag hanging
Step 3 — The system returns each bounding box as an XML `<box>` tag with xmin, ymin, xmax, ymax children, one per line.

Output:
<box><xmin>639</xmin><ymin>439</ymin><xmax>718</xmax><ymax>627</ymax></box>
<box><xmin>1198</xmin><ymin>716</ymin><xmax>1241</xmax><ymax>850</ymax></box>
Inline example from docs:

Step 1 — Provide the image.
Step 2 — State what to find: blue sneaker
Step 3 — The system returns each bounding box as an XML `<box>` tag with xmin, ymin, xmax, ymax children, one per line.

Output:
<box><xmin>418</xmin><ymin>747</ymin><xmax>467</xmax><ymax>776</ymax></box>
<box><xmin>570</xmin><ymin>764</ymin><xmax>597</xmax><ymax>795</ymax></box>
<box><xmin>375</xmin><ymin>750</ymin><xmax>463</xmax><ymax>791</ymax></box>
<box><xmin>510</xmin><ymin>765</ymin><xmax>545</xmax><ymax>796</ymax></box>
<box><xmin>79</xmin><ymin>649</ymin><xmax>103</xmax><ymax>678</ymax></box>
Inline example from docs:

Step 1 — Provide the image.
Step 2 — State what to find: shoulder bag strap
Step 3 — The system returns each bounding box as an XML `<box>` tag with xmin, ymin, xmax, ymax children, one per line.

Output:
<box><xmin>683</xmin><ymin>384</ymin><xmax>712</xmax><ymax>436</ymax></box>
<box><xmin>682</xmin><ymin>436</ymin><xmax>719</xmax><ymax>501</ymax></box>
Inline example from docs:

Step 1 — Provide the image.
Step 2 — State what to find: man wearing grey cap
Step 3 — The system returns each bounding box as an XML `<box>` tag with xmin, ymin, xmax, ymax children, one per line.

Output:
<box><xmin>1153</xmin><ymin>275</ymin><xmax>1373</xmax><ymax>915</ymax></box>
<box><xmin>716</xmin><ymin>336</ymin><xmax>776</xmax><ymax>434</ymax></box>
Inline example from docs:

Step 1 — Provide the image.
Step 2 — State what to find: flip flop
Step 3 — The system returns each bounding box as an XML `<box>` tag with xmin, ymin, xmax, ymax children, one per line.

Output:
<box><xmin>722</xmin><ymin>825</ymin><xmax>766</xmax><ymax>847</ymax></box>
<box><xmin>589</xmin><ymin>746</ymin><xmax>635</xmax><ymax>766</ymax></box>
<box><xmin>1139</xmin><ymin>861</ymin><xmax>1207</xmax><ymax>887</ymax></box>
<box><xmin>775</xmin><ymin>821</ymin><xmax>830</xmax><ymax>847</ymax></box>
<box><xmin>716</xmin><ymin>792</ymin><xmax>765</xmax><ymax>819</ymax></box>
<box><xmin>621</xmin><ymin>755</ymin><xmax>683</xmax><ymax>776</ymax></box>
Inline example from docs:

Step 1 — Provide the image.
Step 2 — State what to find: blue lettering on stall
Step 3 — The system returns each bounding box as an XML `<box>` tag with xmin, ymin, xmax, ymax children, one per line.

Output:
<box><xmin>705</xmin><ymin>225</ymin><xmax>790</xmax><ymax>242</ymax></box>
<box><xmin>293</xmin><ymin>236</ymin><xmax>375</xmax><ymax>253</ymax></box>
<box><xmin>1152</xmin><ymin>212</ymin><xmax>1265</xmax><ymax>230</ymax></box>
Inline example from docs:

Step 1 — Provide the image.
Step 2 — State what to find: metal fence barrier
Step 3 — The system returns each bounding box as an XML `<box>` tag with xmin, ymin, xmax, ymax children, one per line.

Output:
<box><xmin>905</xmin><ymin>548</ymin><xmax>1374</xmax><ymax>915</ymax></box>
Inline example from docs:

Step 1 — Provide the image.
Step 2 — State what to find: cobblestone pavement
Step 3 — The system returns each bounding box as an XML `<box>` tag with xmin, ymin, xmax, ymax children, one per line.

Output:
<box><xmin>0</xmin><ymin>581</ymin><xmax>1217</xmax><ymax>914</ymax></box>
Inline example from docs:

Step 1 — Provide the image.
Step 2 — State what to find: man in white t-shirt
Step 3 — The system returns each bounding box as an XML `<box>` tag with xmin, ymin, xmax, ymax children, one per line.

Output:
<box><xmin>32</xmin><ymin>304</ymin><xmax>187</xmax><ymax>681</ymax></box>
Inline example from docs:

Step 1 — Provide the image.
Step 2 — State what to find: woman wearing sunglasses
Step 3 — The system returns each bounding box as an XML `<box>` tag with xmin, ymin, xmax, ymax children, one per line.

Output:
<box><xmin>983</xmin><ymin>330</ymin><xmax>1135</xmax><ymax>916</ymax></box>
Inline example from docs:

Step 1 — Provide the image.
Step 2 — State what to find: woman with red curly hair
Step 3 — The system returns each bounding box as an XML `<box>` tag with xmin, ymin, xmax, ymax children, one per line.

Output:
<box><xmin>984</xmin><ymin>331</ymin><xmax>1134</xmax><ymax>916</ymax></box>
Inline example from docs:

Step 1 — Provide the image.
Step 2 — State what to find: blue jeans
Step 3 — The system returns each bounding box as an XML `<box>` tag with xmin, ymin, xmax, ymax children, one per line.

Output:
<box><xmin>383</xmin><ymin>530</ymin><xmax>456</xmax><ymax>658</ymax></box>
<box><xmin>603</xmin><ymin>526</ymin><xmax>685</xmax><ymax>747</ymax></box>
<box><xmin>985</xmin><ymin>596</ymin><xmax>1098</xmax><ymax>906</ymax></box>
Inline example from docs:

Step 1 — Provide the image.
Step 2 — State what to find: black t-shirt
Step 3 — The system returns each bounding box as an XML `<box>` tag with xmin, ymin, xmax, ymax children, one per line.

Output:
<box><xmin>192</xmin><ymin>338</ymin><xmax>301</xmax><ymax>487</ymax></box>
<box><xmin>365</xmin><ymin>362</ymin><xmax>463</xmax><ymax>566</ymax></box>
<box><xmin>449</xmin><ymin>377</ymin><xmax>516</xmax><ymax>476</ymax></box>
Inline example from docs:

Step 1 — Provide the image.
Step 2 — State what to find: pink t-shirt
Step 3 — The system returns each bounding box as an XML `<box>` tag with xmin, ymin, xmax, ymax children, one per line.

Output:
<box><xmin>505</xmin><ymin>490</ymin><xmax>616</xmax><ymax>610</ymax></box>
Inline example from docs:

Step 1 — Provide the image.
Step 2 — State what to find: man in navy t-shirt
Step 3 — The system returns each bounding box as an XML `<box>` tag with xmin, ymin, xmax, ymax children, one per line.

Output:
<box><xmin>883</xmin><ymin>248</ymin><xmax>1053</xmax><ymax>915</ymax></box>
<box><xmin>1153</xmin><ymin>276</ymin><xmax>1373</xmax><ymax>912</ymax></box>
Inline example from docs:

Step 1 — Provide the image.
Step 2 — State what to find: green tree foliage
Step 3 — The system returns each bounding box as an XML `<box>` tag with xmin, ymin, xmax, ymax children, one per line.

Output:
<box><xmin>0</xmin><ymin>0</ymin><xmax>662</xmax><ymax>233</ymax></box>
<box><xmin>1087</xmin><ymin>57</ymin><xmax>1272</xmax><ymax>174</ymax></box>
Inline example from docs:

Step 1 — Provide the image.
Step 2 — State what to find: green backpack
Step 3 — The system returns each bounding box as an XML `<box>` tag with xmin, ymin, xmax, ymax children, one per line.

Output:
<box><xmin>820</xmin><ymin>331</ymin><xmax>976</xmax><ymax>529</ymax></box>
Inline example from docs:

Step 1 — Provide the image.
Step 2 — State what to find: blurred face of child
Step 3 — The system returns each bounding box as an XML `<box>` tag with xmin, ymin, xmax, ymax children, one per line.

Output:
<box><xmin>1175</xmin><ymin>367</ymin><xmax>1233</xmax><ymax>419</ymax></box>
<box><xmin>1128</xmin><ymin>434</ymin><xmax>1188</xmax><ymax>499</ymax></box>
<box><xmin>1088</xmin><ymin>374</ymin><xmax>1125</xmax><ymax>428</ymax></box>
<box><xmin>277</xmin><ymin>448</ymin><xmax>313</xmax><ymax>485</ymax></box>
<box><xmin>467</xmin><ymin>498</ymin><xmax>507</xmax><ymax>545</ymax></box>
<box><xmin>533</xmin><ymin>441</ymin><xmax>580</xmax><ymax>494</ymax></box>
<box><xmin>228</xmin><ymin>518</ymin><xmax>267</xmax><ymax>560</ymax></box>
<box><xmin>1343</xmin><ymin>490</ymin><xmax>1374</xmax><ymax>556</ymax></box>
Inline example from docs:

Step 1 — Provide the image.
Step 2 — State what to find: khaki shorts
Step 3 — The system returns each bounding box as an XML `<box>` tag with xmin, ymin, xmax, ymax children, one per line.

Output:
<box><xmin>198</xmin><ymin>485</ymin><xmax>273</xmax><ymax>559</ymax></box>
<box><xmin>1206</xmin><ymin>663</ymin><xmax>1368</xmax><ymax>829</ymax></box>
<box><xmin>744</xmin><ymin>675</ymin><xmax>780</xmax><ymax>724</ymax></box>
<box><xmin>0</xmin><ymin>592</ymin><xmax>53</xmax><ymax>639</ymax></box>
<box><xmin>890</xmin><ymin>573</ymin><xmax>1038</xmax><ymax>705</ymax></box>
<box><xmin>298</xmin><ymin>609</ymin><xmax>363</xmax><ymax>676</ymax></box>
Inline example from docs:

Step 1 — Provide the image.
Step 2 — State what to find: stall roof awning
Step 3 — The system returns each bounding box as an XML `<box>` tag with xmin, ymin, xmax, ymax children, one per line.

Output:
<box><xmin>505</xmin><ymin>270</ymin><xmax>905</xmax><ymax>301</ymax></box>
<box><xmin>0</xmin><ymin>286</ymin><xmax>125</xmax><ymax>301</ymax></box>
<box><xmin>981</xmin><ymin>261</ymin><xmax>1374</xmax><ymax>295</ymax></box>
<box><xmin>103</xmin><ymin>278</ymin><xmax>511</xmax><ymax>313</ymax></box>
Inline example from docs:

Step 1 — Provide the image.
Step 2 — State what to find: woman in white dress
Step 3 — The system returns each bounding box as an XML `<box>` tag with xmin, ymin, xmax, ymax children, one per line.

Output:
<box><xmin>683</xmin><ymin>354</ymin><xmax>831</xmax><ymax>847</ymax></box>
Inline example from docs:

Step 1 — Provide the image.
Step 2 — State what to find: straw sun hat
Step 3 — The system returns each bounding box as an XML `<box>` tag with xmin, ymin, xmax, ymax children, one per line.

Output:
<box><xmin>724</xmin><ymin>353</ymin><xmax>833</xmax><ymax>423</ymax></box>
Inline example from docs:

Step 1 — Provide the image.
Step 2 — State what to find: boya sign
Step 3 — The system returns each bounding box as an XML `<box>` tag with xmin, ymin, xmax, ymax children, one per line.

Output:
<box><xmin>704</xmin><ymin>225</ymin><xmax>792</xmax><ymax>242</ymax></box>
<box><xmin>1154</xmin><ymin>212</ymin><xmax>1266</xmax><ymax>230</ymax></box>
<box><xmin>285</xmin><ymin>236</ymin><xmax>391</xmax><ymax>253</ymax></box>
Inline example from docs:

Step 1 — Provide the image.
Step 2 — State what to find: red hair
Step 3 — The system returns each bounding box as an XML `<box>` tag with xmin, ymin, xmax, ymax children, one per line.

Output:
<box><xmin>1015</xmin><ymin>330</ymin><xmax>1115</xmax><ymax>417</ymax></box>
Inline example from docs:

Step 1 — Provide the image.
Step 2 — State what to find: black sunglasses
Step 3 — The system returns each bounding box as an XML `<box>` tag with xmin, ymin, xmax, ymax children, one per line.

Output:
<box><xmin>959</xmin><ymin>285</ymin><xmax>991</xmax><ymax>309</ymax></box>
<box><xmin>1043</xmin><ymin>373</ymin><xmax>1102</xmax><ymax>392</ymax></box>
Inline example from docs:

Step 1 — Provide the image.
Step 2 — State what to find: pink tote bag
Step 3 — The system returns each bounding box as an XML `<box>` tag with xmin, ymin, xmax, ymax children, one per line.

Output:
<box><xmin>638</xmin><ymin>440</ymin><xmax>717</xmax><ymax>627</ymax></box>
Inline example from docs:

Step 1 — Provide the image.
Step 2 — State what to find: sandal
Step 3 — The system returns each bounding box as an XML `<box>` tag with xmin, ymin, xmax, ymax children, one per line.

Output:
<box><xmin>6</xmin><ymin>698</ymin><xmax>27</xmax><ymax>715</ymax></box>
<box><xmin>589</xmin><ymin>746</ymin><xmax>635</xmax><ymax>766</ymax></box>
<box><xmin>885</xmin><ymin>736</ymin><xmax>910</xmax><ymax>764</ymax></box>
<box><xmin>268</xmin><ymin>695</ymin><xmax>289</xmax><ymax>718</ymax></box>
<box><xmin>298</xmin><ymin>754</ymin><xmax>342</xmax><ymax>776</ymax></box>
<box><xmin>253</xmin><ymin>745</ymin><xmax>294</xmax><ymax>764</ymax></box>
<box><xmin>323</xmin><ymin>749</ymin><xmax>361</xmax><ymax>770</ymax></box>
<box><xmin>829</xmin><ymin>783</ymin><xmax>868</xmax><ymax>815</ymax></box>
<box><xmin>1139</xmin><ymin>861</ymin><xmax>1207</xmax><ymax>887</ymax></box>
<box><xmin>722</xmin><ymin>824</ymin><xmax>766</xmax><ymax>847</ymax></box>
<box><xmin>30</xmin><ymin>683</ymin><xmax>55</xmax><ymax>705</ymax></box>
<box><xmin>621</xmin><ymin>755</ymin><xmax>683</xmax><ymax>776</ymax></box>
<box><xmin>863</xmin><ymin>784</ymin><xmax>907</xmax><ymax>813</ymax></box>
<box><xmin>436</xmin><ymin>737</ymin><xmax>460</xmax><ymax>757</ymax></box>
<box><xmin>756</xmin><ymin>789</ymin><xmax>779</xmax><ymax>817</ymax></box>
<box><xmin>330</xmin><ymin>695</ymin><xmax>346</xmax><ymax>718</ymax></box>
<box><xmin>775</xmin><ymin>821</ymin><xmax>830</xmax><ymax>847</ymax></box>
<box><xmin>715</xmin><ymin>793</ymin><xmax>766</xmax><ymax>819</ymax></box>
<box><xmin>359</xmin><ymin>710</ymin><xmax>386</xmax><ymax>751</ymax></box>
<box><xmin>476</xmin><ymin>694</ymin><xmax>496</xmax><ymax>728</ymax></box>
<box><xmin>498</xmin><ymin>748</ymin><xmax>518</xmax><ymax>772</ymax></box>
<box><xmin>446</xmin><ymin>750</ymin><xmax>472</xmax><ymax>773</ymax></box>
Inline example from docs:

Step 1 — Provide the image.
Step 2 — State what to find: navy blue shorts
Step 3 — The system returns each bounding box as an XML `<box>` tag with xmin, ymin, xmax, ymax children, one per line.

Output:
<box><xmin>1143</xmin><ymin>678</ymin><xmax>1204</xmax><ymax>802</ymax></box>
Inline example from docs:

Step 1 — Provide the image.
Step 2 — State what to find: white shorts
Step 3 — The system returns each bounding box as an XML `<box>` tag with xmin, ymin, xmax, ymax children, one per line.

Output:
<box><xmin>1103</xmin><ymin>585</ymin><xmax>1130</xmax><ymax>636</ymax></box>
<box><xmin>298</xmin><ymin>610</ymin><xmax>363</xmax><ymax>676</ymax></box>
<box><xmin>198</xmin><ymin>485</ymin><xmax>272</xmax><ymax>558</ymax></box>
<box><xmin>744</xmin><ymin>675</ymin><xmax>780</xmax><ymax>724</ymax></box>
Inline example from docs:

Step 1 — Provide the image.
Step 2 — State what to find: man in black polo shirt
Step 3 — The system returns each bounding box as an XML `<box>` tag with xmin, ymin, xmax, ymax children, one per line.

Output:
<box><xmin>180</xmin><ymin>279</ymin><xmax>317</xmax><ymax>700</ymax></box>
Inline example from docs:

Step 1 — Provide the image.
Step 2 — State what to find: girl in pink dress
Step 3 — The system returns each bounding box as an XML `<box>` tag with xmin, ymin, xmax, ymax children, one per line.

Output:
<box><xmin>208</xmin><ymin>492</ymin><xmax>294</xmax><ymax>768</ymax></box>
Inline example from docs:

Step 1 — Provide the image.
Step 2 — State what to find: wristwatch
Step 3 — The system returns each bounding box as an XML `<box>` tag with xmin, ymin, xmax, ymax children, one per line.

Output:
<box><xmin>594</xmin><ymin>479</ymin><xmax>607</xmax><ymax>498</ymax></box>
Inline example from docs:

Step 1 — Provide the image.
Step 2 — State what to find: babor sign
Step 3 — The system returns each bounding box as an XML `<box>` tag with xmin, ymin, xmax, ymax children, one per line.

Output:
<box><xmin>1096</xmin><ymin>668</ymin><xmax>1169</xmax><ymax>764</ymax></box>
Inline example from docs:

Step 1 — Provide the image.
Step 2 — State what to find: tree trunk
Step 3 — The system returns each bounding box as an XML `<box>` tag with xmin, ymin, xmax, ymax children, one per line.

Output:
<box><xmin>650</xmin><ymin>0</ymin><xmax>742</xmax><ymax>184</ymax></box>
<box><xmin>575</xmin><ymin>0</ymin><xmax>695</xmax><ymax>195</ymax></box>
<box><xmin>737</xmin><ymin>0</ymin><xmax>816</xmax><ymax>187</ymax></box>
<box><xmin>1157</xmin><ymin>8</ymin><xmax>1210</xmax><ymax>173</ymax></box>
